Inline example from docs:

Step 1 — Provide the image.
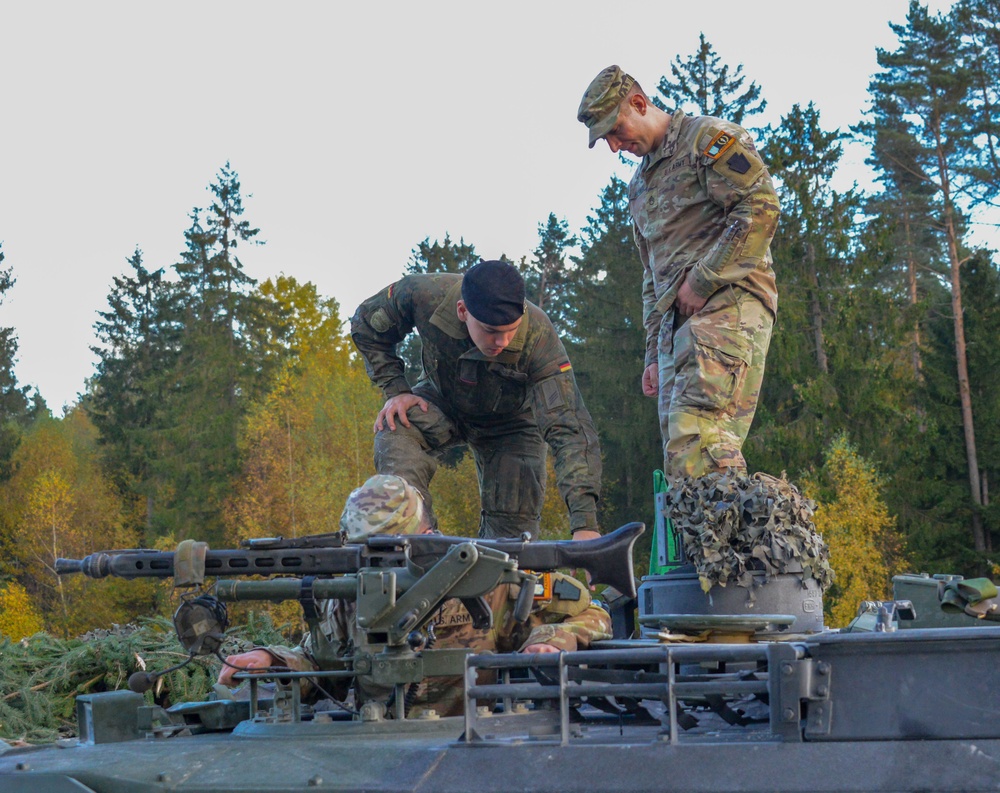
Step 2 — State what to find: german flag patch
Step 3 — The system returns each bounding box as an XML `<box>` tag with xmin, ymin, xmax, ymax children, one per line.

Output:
<box><xmin>559</xmin><ymin>361</ymin><xmax>572</xmax><ymax>373</ymax></box>
<box><xmin>703</xmin><ymin>130</ymin><xmax>736</xmax><ymax>160</ymax></box>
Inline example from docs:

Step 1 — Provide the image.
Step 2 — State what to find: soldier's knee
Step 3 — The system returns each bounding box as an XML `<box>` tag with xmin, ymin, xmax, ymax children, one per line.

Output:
<box><xmin>479</xmin><ymin>512</ymin><xmax>540</xmax><ymax>540</ymax></box>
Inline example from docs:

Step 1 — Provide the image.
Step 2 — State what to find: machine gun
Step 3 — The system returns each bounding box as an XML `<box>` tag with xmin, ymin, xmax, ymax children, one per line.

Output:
<box><xmin>56</xmin><ymin>523</ymin><xmax>643</xmax><ymax>716</ymax></box>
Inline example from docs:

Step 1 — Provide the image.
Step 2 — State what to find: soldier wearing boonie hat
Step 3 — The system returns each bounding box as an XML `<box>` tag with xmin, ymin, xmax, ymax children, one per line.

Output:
<box><xmin>350</xmin><ymin>259</ymin><xmax>602</xmax><ymax>542</ymax></box>
<box><xmin>578</xmin><ymin>65</ymin><xmax>780</xmax><ymax>485</ymax></box>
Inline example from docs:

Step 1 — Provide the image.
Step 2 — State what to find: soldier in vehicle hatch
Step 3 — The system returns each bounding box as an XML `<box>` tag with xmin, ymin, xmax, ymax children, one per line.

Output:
<box><xmin>349</xmin><ymin>259</ymin><xmax>602</xmax><ymax>541</ymax></box>
<box><xmin>578</xmin><ymin>66</ymin><xmax>780</xmax><ymax>484</ymax></box>
<box><xmin>219</xmin><ymin>475</ymin><xmax>612</xmax><ymax>718</ymax></box>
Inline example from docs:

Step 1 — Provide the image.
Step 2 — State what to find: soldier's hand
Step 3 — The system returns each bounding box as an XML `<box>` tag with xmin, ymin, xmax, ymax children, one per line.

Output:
<box><xmin>675</xmin><ymin>279</ymin><xmax>708</xmax><ymax>316</ymax></box>
<box><xmin>642</xmin><ymin>363</ymin><xmax>658</xmax><ymax>397</ymax></box>
<box><xmin>375</xmin><ymin>394</ymin><xmax>429</xmax><ymax>432</ymax></box>
<box><xmin>218</xmin><ymin>649</ymin><xmax>276</xmax><ymax>687</ymax></box>
<box><xmin>521</xmin><ymin>643</ymin><xmax>560</xmax><ymax>654</ymax></box>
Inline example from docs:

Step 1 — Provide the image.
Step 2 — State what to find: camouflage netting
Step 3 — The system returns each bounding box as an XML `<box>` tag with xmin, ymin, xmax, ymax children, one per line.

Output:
<box><xmin>0</xmin><ymin>612</ymin><xmax>289</xmax><ymax>744</ymax></box>
<box><xmin>668</xmin><ymin>470</ymin><xmax>834</xmax><ymax>597</ymax></box>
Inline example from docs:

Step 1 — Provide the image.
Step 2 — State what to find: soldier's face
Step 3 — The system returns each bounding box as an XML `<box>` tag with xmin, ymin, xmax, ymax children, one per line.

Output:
<box><xmin>603</xmin><ymin>97</ymin><xmax>657</xmax><ymax>157</ymax></box>
<box><xmin>456</xmin><ymin>300</ymin><xmax>522</xmax><ymax>357</ymax></box>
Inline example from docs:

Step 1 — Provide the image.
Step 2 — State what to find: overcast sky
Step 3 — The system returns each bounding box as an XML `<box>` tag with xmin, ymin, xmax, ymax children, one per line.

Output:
<box><xmin>1</xmin><ymin>0</ymin><xmax>975</xmax><ymax>414</ymax></box>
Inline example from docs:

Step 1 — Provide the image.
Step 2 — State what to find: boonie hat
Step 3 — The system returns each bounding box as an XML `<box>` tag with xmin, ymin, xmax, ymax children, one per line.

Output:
<box><xmin>577</xmin><ymin>65</ymin><xmax>636</xmax><ymax>148</ymax></box>
<box><xmin>340</xmin><ymin>474</ymin><xmax>426</xmax><ymax>541</ymax></box>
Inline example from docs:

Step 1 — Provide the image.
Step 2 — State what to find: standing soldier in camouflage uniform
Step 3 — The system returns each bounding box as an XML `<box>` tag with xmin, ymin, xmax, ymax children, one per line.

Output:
<box><xmin>219</xmin><ymin>475</ymin><xmax>612</xmax><ymax>718</ymax></box>
<box><xmin>350</xmin><ymin>259</ymin><xmax>602</xmax><ymax>541</ymax></box>
<box><xmin>577</xmin><ymin>66</ymin><xmax>780</xmax><ymax>483</ymax></box>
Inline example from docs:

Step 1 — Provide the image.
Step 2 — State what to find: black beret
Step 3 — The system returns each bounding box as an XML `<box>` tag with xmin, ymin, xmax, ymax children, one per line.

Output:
<box><xmin>460</xmin><ymin>260</ymin><xmax>526</xmax><ymax>326</ymax></box>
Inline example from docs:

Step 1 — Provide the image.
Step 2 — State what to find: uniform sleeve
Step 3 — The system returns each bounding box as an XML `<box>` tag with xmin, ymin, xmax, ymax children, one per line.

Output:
<box><xmin>526</xmin><ymin>318</ymin><xmax>603</xmax><ymax>533</ymax></box>
<box><xmin>636</xmin><ymin>224</ymin><xmax>661</xmax><ymax>368</ymax></box>
<box><xmin>518</xmin><ymin>575</ymin><xmax>613</xmax><ymax>652</ymax></box>
<box><xmin>686</xmin><ymin>125</ymin><xmax>781</xmax><ymax>300</ymax></box>
<box><xmin>349</xmin><ymin>279</ymin><xmax>417</xmax><ymax>399</ymax></box>
<box><xmin>259</xmin><ymin>599</ymin><xmax>351</xmax><ymax>701</ymax></box>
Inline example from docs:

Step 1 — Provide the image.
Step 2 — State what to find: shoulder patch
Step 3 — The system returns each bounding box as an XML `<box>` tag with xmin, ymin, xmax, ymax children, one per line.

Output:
<box><xmin>368</xmin><ymin>307</ymin><xmax>393</xmax><ymax>334</ymax></box>
<box><xmin>726</xmin><ymin>152</ymin><xmax>751</xmax><ymax>174</ymax></box>
<box><xmin>539</xmin><ymin>573</ymin><xmax>589</xmax><ymax>617</ymax></box>
<box><xmin>702</xmin><ymin>129</ymin><xmax>737</xmax><ymax>161</ymax></box>
<box><xmin>711</xmin><ymin>138</ymin><xmax>765</xmax><ymax>190</ymax></box>
<box><xmin>540</xmin><ymin>378</ymin><xmax>566</xmax><ymax>411</ymax></box>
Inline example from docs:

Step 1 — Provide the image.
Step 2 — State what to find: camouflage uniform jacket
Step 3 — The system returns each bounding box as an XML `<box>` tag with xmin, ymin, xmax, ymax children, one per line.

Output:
<box><xmin>351</xmin><ymin>273</ymin><xmax>602</xmax><ymax>531</ymax></box>
<box><xmin>630</xmin><ymin>110</ymin><xmax>780</xmax><ymax>366</ymax></box>
<box><xmin>265</xmin><ymin>572</ymin><xmax>612</xmax><ymax>717</ymax></box>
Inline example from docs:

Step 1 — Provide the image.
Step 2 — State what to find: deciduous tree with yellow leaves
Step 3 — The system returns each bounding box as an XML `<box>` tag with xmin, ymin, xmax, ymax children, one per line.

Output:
<box><xmin>0</xmin><ymin>410</ymin><xmax>146</xmax><ymax>636</ymax></box>
<box><xmin>227</xmin><ymin>278</ymin><xmax>384</xmax><ymax>543</ymax></box>
<box><xmin>804</xmin><ymin>435</ymin><xmax>906</xmax><ymax>627</ymax></box>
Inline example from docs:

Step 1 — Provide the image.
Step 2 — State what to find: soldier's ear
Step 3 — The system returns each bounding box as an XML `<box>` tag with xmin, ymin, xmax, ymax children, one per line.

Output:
<box><xmin>629</xmin><ymin>93</ymin><xmax>648</xmax><ymax>116</ymax></box>
<box><xmin>456</xmin><ymin>300</ymin><xmax>470</xmax><ymax>324</ymax></box>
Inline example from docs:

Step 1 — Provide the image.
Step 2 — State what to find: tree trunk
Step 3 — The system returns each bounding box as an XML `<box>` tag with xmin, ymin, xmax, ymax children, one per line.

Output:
<box><xmin>943</xmin><ymin>199</ymin><xmax>985</xmax><ymax>553</ymax></box>
<box><xmin>902</xmin><ymin>208</ymin><xmax>923</xmax><ymax>379</ymax></box>
<box><xmin>805</xmin><ymin>243</ymin><xmax>828</xmax><ymax>374</ymax></box>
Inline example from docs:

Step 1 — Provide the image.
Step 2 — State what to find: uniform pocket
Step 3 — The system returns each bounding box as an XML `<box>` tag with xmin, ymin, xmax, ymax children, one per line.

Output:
<box><xmin>673</xmin><ymin>322</ymin><xmax>751</xmax><ymax>414</ymax></box>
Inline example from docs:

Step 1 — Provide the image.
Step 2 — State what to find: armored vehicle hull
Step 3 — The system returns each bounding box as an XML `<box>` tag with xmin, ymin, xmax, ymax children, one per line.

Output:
<box><xmin>3</xmin><ymin>623</ymin><xmax>1000</xmax><ymax>792</ymax></box>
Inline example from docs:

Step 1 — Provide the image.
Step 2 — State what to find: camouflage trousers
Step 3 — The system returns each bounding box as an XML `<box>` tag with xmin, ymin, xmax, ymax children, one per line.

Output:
<box><xmin>373</xmin><ymin>388</ymin><xmax>547</xmax><ymax>539</ymax></box>
<box><xmin>657</xmin><ymin>286</ymin><xmax>772</xmax><ymax>482</ymax></box>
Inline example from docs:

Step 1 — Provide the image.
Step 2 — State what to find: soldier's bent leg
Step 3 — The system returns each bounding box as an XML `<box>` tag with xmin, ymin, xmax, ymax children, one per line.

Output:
<box><xmin>471</xmin><ymin>424</ymin><xmax>547</xmax><ymax>540</ymax></box>
<box><xmin>665</xmin><ymin>288</ymin><xmax>772</xmax><ymax>481</ymax></box>
<box><xmin>373</xmin><ymin>400</ymin><xmax>461</xmax><ymax>530</ymax></box>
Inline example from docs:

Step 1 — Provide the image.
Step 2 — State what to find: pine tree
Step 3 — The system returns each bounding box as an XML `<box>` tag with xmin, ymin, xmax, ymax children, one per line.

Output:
<box><xmin>654</xmin><ymin>32</ymin><xmax>767</xmax><ymax>125</ymax></box>
<box><xmin>569</xmin><ymin>178</ymin><xmax>660</xmax><ymax>536</ymax></box>
<box><xmin>750</xmin><ymin>104</ymin><xmax>871</xmax><ymax>476</ymax></box>
<box><xmin>523</xmin><ymin>213</ymin><xmax>577</xmax><ymax>337</ymax></box>
<box><xmin>865</xmin><ymin>1</ymin><xmax>988</xmax><ymax>556</ymax></box>
<box><xmin>154</xmin><ymin>166</ymin><xmax>274</xmax><ymax>542</ymax></box>
<box><xmin>89</xmin><ymin>247</ymin><xmax>181</xmax><ymax>537</ymax></box>
<box><xmin>954</xmin><ymin>0</ymin><xmax>1000</xmax><ymax>196</ymax></box>
<box><xmin>0</xmin><ymin>251</ymin><xmax>43</xmax><ymax>480</ymax></box>
<box><xmin>406</xmin><ymin>234</ymin><xmax>479</xmax><ymax>275</ymax></box>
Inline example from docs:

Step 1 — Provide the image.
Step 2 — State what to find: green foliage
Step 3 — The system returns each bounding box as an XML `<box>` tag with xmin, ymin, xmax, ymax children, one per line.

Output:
<box><xmin>569</xmin><ymin>178</ymin><xmax>660</xmax><ymax>542</ymax></box>
<box><xmin>522</xmin><ymin>213</ymin><xmax>578</xmax><ymax>337</ymax></box>
<box><xmin>406</xmin><ymin>234</ymin><xmax>479</xmax><ymax>275</ymax></box>
<box><xmin>0</xmin><ymin>620</ymin><xmax>205</xmax><ymax>743</ymax></box>
<box><xmin>89</xmin><ymin>164</ymin><xmax>291</xmax><ymax>545</ymax></box>
<box><xmin>0</xmin><ymin>251</ymin><xmax>44</xmax><ymax>482</ymax></box>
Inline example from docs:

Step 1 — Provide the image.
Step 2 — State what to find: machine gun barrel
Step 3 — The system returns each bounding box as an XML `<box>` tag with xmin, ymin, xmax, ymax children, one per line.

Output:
<box><xmin>54</xmin><ymin>546</ymin><xmax>366</xmax><ymax>580</ymax></box>
<box><xmin>55</xmin><ymin>522</ymin><xmax>644</xmax><ymax>597</ymax></box>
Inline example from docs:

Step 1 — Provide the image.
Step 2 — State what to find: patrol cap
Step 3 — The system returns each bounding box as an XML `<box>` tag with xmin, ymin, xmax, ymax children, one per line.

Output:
<box><xmin>577</xmin><ymin>65</ymin><xmax>636</xmax><ymax>148</ymax></box>
<box><xmin>340</xmin><ymin>474</ymin><xmax>426</xmax><ymax>541</ymax></box>
<box><xmin>461</xmin><ymin>260</ymin><xmax>526</xmax><ymax>326</ymax></box>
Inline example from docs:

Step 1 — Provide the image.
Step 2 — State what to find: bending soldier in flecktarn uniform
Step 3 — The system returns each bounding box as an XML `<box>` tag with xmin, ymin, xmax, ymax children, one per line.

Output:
<box><xmin>350</xmin><ymin>259</ymin><xmax>603</xmax><ymax>542</ymax></box>
<box><xmin>219</xmin><ymin>475</ymin><xmax>612</xmax><ymax>718</ymax></box>
<box><xmin>578</xmin><ymin>67</ymin><xmax>831</xmax><ymax>595</ymax></box>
